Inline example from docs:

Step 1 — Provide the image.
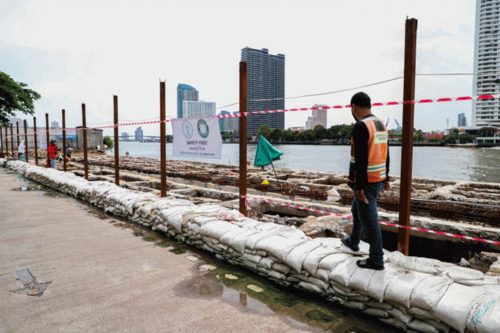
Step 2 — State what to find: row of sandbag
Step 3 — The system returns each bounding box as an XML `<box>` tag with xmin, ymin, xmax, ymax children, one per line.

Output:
<box><xmin>2</xmin><ymin>159</ymin><xmax>499</xmax><ymax>333</ymax></box>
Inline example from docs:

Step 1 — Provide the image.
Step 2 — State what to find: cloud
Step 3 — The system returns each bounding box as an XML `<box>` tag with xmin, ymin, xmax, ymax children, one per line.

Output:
<box><xmin>0</xmin><ymin>0</ymin><xmax>476</xmax><ymax>134</ymax></box>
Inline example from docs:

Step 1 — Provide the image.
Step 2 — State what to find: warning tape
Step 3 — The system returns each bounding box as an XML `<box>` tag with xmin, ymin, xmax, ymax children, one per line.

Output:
<box><xmin>14</xmin><ymin>92</ymin><xmax>494</xmax><ymax>130</ymax></box>
<box><xmin>244</xmin><ymin>196</ymin><xmax>500</xmax><ymax>246</ymax></box>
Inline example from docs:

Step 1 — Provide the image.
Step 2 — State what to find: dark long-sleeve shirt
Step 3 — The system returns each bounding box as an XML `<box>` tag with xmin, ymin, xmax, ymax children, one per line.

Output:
<box><xmin>348</xmin><ymin>115</ymin><xmax>390</xmax><ymax>190</ymax></box>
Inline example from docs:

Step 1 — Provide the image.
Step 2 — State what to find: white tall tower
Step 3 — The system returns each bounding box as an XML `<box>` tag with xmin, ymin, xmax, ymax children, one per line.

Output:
<box><xmin>472</xmin><ymin>0</ymin><xmax>500</xmax><ymax>127</ymax></box>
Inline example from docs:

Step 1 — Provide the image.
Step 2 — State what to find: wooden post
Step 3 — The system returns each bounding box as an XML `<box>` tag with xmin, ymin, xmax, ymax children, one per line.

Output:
<box><xmin>113</xmin><ymin>95</ymin><xmax>120</xmax><ymax>185</ymax></box>
<box><xmin>62</xmin><ymin>109</ymin><xmax>67</xmax><ymax>171</ymax></box>
<box><xmin>82</xmin><ymin>103</ymin><xmax>89</xmax><ymax>180</ymax></box>
<box><xmin>33</xmin><ymin>117</ymin><xmax>38</xmax><ymax>165</ymax></box>
<box><xmin>4</xmin><ymin>126</ymin><xmax>8</xmax><ymax>157</ymax></box>
<box><xmin>398</xmin><ymin>18</ymin><xmax>418</xmax><ymax>255</ymax></box>
<box><xmin>23</xmin><ymin>119</ymin><xmax>28</xmax><ymax>163</ymax></box>
<box><xmin>0</xmin><ymin>125</ymin><xmax>3</xmax><ymax>156</ymax></box>
<box><xmin>16</xmin><ymin>121</ymin><xmax>20</xmax><ymax>159</ymax></box>
<box><xmin>239</xmin><ymin>61</ymin><xmax>248</xmax><ymax>216</ymax></box>
<box><xmin>159</xmin><ymin>82</ymin><xmax>167</xmax><ymax>197</ymax></box>
<box><xmin>10</xmin><ymin>123</ymin><xmax>14</xmax><ymax>157</ymax></box>
<box><xmin>45</xmin><ymin>113</ymin><xmax>50</xmax><ymax>167</ymax></box>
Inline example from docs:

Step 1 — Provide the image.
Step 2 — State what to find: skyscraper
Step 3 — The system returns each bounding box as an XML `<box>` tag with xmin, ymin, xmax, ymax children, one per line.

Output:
<box><xmin>472</xmin><ymin>0</ymin><xmax>500</xmax><ymax>127</ymax></box>
<box><xmin>177</xmin><ymin>84</ymin><xmax>199</xmax><ymax>118</ymax></box>
<box><xmin>305</xmin><ymin>105</ymin><xmax>328</xmax><ymax>130</ymax></box>
<box><xmin>182</xmin><ymin>100</ymin><xmax>216</xmax><ymax>118</ymax></box>
<box><xmin>458</xmin><ymin>113</ymin><xmax>467</xmax><ymax>127</ymax></box>
<box><xmin>135</xmin><ymin>127</ymin><xmax>144</xmax><ymax>142</ymax></box>
<box><xmin>241</xmin><ymin>47</ymin><xmax>285</xmax><ymax>135</ymax></box>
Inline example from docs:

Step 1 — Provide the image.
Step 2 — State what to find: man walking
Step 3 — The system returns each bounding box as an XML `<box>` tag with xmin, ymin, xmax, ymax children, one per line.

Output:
<box><xmin>342</xmin><ymin>92</ymin><xmax>390</xmax><ymax>270</ymax></box>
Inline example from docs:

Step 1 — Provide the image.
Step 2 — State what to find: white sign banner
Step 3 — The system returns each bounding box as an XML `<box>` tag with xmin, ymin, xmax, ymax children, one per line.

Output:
<box><xmin>172</xmin><ymin>117</ymin><xmax>222</xmax><ymax>159</ymax></box>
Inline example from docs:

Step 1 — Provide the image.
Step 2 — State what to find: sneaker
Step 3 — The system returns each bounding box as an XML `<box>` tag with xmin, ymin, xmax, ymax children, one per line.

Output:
<box><xmin>356</xmin><ymin>259</ymin><xmax>384</xmax><ymax>270</ymax></box>
<box><xmin>341</xmin><ymin>238</ymin><xmax>359</xmax><ymax>252</ymax></box>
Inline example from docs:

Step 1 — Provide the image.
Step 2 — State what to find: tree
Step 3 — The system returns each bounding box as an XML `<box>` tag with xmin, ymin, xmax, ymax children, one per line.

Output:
<box><xmin>313</xmin><ymin>125</ymin><xmax>328</xmax><ymax>141</ymax></box>
<box><xmin>103</xmin><ymin>136</ymin><xmax>113</xmax><ymax>149</ymax></box>
<box><xmin>0</xmin><ymin>71</ymin><xmax>41</xmax><ymax>125</ymax></box>
<box><xmin>257</xmin><ymin>124</ymin><xmax>272</xmax><ymax>139</ymax></box>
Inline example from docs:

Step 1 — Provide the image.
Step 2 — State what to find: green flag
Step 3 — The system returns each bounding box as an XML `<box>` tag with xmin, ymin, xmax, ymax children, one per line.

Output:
<box><xmin>254</xmin><ymin>134</ymin><xmax>283</xmax><ymax>167</ymax></box>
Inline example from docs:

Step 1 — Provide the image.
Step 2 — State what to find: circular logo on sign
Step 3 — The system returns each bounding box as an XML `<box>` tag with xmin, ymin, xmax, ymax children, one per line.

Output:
<box><xmin>182</xmin><ymin>119</ymin><xmax>194</xmax><ymax>139</ymax></box>
<box><xmin>197</xmin><ymin>119</ymin><xmax>209</xmax><ymax>138</ymax></box>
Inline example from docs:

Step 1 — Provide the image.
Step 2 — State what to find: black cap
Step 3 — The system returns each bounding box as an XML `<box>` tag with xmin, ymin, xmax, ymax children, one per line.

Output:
<box><xmin>351</xmin><ymin>92</ymin><xmax>371</xmax><ymax>108</ymax></box>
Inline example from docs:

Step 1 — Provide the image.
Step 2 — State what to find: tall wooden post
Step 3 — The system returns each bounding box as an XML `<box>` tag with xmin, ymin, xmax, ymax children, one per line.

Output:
<box><xmin>45</xmin><ymin>113</ymin><xmax>50</xmax><ymax>167</ymax></box>
<box><xmin>398</xmin><ymin>18</ymin><xmax>418</xmax><ymax>255</ymax></box>
<box><xmin>4</xmin><ymin>126</ymin><xmax>8</xmax><ymax>157</ymax></box>
<box><xmin>23</xmin><ymin>120</ymin><xmax>28</xmax><ymax>162</ymax></box>
<box><xmin>160</xmin><ymin>82</ymin><xmax>167</xmax><ymax>197</ymax></box>
<box><xmin>62</xmin><ymin>109</ymin><xmax>67</xmax><ymax>171</ymax></box>
<box><xmin>16</xmin><ymin>121</ymin><xmax>20</xmax><ymax>159</ymax></box>
<box><xmin>239</xmin><ymin>61</ymin><xmax>248</xmax><ymax>216</ymax></box>
<box><xmin>82</xmin><ymin>103</ymin><xmax>89</xmax><ymax>180</ymax></box>
<box><xmin>33</xmin><ymin>117</ymin><xmax>38</xmax><ymax>165</ymax></box>
<box><xmin>113</xmin><ymin>95</ymin><xmax>120</xmax><ymax>185</ymax></box>
<box><xmin>0</xmin><ymin>125</ymin><xmax>3</xmax><ymax>156</ymax></box>
<box><xmin>10</xmin><ymin>124</ymin><xmax>14</xmax><ymax>156</ymax></box>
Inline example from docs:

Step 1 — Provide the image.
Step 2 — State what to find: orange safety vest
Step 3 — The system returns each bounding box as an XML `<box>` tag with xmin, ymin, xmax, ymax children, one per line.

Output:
<box><xmin>350</xmin><ymin>115</ymin><xmax>388</xmax><ymax>183</ymax></box>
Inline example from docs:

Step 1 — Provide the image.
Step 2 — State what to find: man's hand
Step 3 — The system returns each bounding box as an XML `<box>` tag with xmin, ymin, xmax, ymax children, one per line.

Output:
<box><xmin>382</xmin><ymin>180</ymin><xmax>391</xmax><ymax>193</ymax></box>
<box><xmin>355</xmin><ymin>190</ymin><xmax>369</xmax><ymax>204</ymax></box>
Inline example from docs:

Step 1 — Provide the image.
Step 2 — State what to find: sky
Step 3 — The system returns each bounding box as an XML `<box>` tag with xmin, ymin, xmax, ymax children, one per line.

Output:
<box><xmin>0</xmin><ymin>0</ymin><xmax>476</xmax><ymax>136</ymax></box>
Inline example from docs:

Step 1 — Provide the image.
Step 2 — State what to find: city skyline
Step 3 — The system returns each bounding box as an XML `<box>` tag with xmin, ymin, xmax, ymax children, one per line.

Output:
<box><xmin>0</xmin><ymin>0</ymin><xmax>478</xmax><ymax>136</ymax></box>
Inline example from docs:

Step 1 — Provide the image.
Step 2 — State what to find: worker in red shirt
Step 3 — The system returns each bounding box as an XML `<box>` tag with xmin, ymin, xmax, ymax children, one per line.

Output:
<box><xmin>47</xmin><ymin>139</ymin><xmax>58</xmax><ymax>169</ymax></box>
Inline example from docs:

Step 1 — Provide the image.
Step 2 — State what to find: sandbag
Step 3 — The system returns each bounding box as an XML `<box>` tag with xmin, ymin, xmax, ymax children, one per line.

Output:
<box><xmin>303</xmin><ymin>243</ymin><xmax>341</xmax><ymax>275</ymax></box>
<box><xmin>407</xmin><ymin>319</ymin><xmax>439</xmax><ymax>333</ymax></box>
<box><xmin>362</xmin><ymin>308</ymin><xmax>390</xmax><ymax>318</ymax></box>
<box><xmin>384</xmin><ymin>271</ymin><xmax>428</xmax><ymax>308</ymax></box>
<box><xmin>441</xmin><ymin>265</ymin><xmax>485</xmax><ymax>283</ymax></box>
<box><xmin>283</xmin><ymin>239</ymin><xmax>322</xmax><ymax>273</ymax></box>
<box><xmin>466</xmin><ymin>293</ymin><xmax>500</xmax><ymax>333</ymax></box>
<box><xmin>435</xmin><ymin>283</ymin><xmax>486</xmax><ymax>332</ymax></box>
<box><xmin>348</xmin><ymin>266</ymin><xmax>377</xmax><ymax>292</ymax></box>
<box><xmin>329</xmin><ymin>257</ymin><xmax>359</xmax><ymax>287</ymax></box>
<box><xmin>365</xmin><ymin>266</ymin><xmax>402</xmax><ymax>302</ymax></box>
<box><xmin>410</xmin><ymin>275</ymin><xmax>452</xmax><ymax>311</ymax></box>
<box><xmin>318</xmin><ymin>253</ymin><xmax>350</xmax><ymax>271</ymax></box>
<box><xmin>255</xmin><ymin>235</ymin><xmax>307</xmax><ymax>262</ymax></box>
<box><xmin>198</xmin><ymin>220</ymin><xmax>242</xmax><ymax>241</ymax></box>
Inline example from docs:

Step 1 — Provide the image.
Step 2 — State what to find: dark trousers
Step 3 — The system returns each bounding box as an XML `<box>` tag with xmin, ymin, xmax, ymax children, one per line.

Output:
<box><xmin>348</xmin><ymin>182</ymin><xmax>384</xmax><ymax>266</ymax></box>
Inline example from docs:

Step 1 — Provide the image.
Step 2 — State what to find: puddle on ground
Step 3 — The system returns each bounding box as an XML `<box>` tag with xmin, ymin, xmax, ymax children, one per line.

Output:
<box><xmin>174</xmin><ymin>257</ymin><xmax>398</xmax><ymax>333</ymax></box>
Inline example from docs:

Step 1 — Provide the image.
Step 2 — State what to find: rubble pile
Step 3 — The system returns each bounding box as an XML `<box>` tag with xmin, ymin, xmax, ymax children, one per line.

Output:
<box><xmin>2</xmin><ymin>158</ymin><xmax>500</xmax><ymax>333</ymax></box>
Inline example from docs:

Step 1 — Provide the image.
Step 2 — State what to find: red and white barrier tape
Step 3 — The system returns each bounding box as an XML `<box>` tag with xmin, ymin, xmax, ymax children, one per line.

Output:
<box><xmin>41</xmin><ymin>93</ymin><xmax>500</xmax><ymax>129</ymax></box>
<box><xmin>243</xmin><ymin>196</ymin><xmax>500</xmax><ymax>246</ymax></box>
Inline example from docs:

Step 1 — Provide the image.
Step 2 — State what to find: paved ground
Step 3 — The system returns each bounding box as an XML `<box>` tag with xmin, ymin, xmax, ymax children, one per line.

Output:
<box><xmin>0</xmin><ymin>168</ymin><xmax>315</xmax><ymax>333</ymax></box>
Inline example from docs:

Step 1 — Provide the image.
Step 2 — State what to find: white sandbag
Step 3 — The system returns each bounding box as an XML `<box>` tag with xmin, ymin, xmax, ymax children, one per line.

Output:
<box><xmin>409</xmin><ymin>307</ymin><xmax>435</xmax><ymax>320</ymax></box>
<box><xmin>365</xmin><ymin>301</ymin><xmax>393</xmax><ymax>311</ymax></box>
<box><xmin>380</xmin><ymin>318</ymin><xmax>407</xmax><ymax>331</ymax></box>
<box><xmin>435</xmin><ymin>283</ymin><xmax>486</xmax><ymax>333</ymax></box>
<box><xmin>329</xmin><ymin>257</ymin><xmax>359</xmax><ymax>287</ymax></box>
<box><xmin>343</xmin><ymin>301</ymin><xmax>366</xmax><ymax>310</ymax></box>
<box><xmin>255</xmin><ymin>235</ymin><xmax>307</xmax><ymax>262</ymax></box>
<box><xmin>410</xmin><ymin>275</ymin><xmax>452</xmax><ymax>311</ymax></box>
<box><xmin>303</xmin><ymin>243</ymin><xmax>341</xmax><ymax>275</ymax></box>
<box><xmin>245</xmin><ymin>231</ymin><xmax>281</xmax><ymax>250</ymax></box>
<box><xmin>268</xmin><ymin>270</ymin><xmax>286</xmax><ymax>280</ymax></box>
<box><xmin>318</xmin><ymin>253</ymin><xmax>350</xmax><ymax>271</ymax></box>
<box><xmin>441</xmin><ymin>265</ymin><xmax>485</xmax><ymax>283</ymax></box>
<box><xmin>159</xmin><ymin>206</ymin><xmax>194</xmax><ymax>232</ymax></box>
<box><xmin>283</xmin><ymin>239</ymin><xmax>322</xmax><ymax>273</ymax></box>
<box><xmin>425</xmin><ymin>319</ymin><xmax>451</xmax><ymax>333</ymax></box>
<box><xmin>407</xmin><ymin>319</ymin><xmax>439</xmax><ymax>333</ymax></box>
<box><xmin>225</xmin><ymin>229</ymin><xmax>262</xmax><ymax>253</ymax></box>
<box><xmin>314</xmin><ymin>269</ymin><xmax>329</xmax><ymax>282</ymax></box>
<box><xmin>388</xmin><ymin>251</ymin><xmax>444</xmax><ymax>274</ymax></box>
<box><xmin>198</xmin><ymin>220</ymin><xmax>242</xmax><ymax>241</ymax></box>
<box><xmin>384</xmin><ymin>271</ymin><xmax>428</xmax><ymax>308</ymax></box>
<box><xmin>362</xmin><ymin>308</ymin><xmax>390</xmax><ymax>318</ymax></box>
<box><xmin>365</xmin><ymin>266</ymin><xmax>403</xmax><ymax>302</ymax></box>
<box><xmin>298</xmin><ymin>281</ymin><xmax>323</xmax><ymax>294</ymax></box>
<box><xmin>348</xmin><ymin>267</ymin><xmax>377</xmax><ymax>292</ymax></box>
<box><xmin>308</xmin><ymin>277</ymin><xmax>329</xmax><ymax>291</ymax></box>
<box><xmin>258</xmin><ymin>257</ymin><xmax>275</xmax><ymax>269</ymax></box>
<box><xmin>339</xmin><ymin>240</ymin><xmax>370</xmax><ymax>255</ymax></box>
<box><xmin>387</xmin><ymin>307</ymin><xmax>413</xmax><ymax>325</ymax></box>
<box><xmin>272</xmin><ymin>263</ymin><xmax>291</xmax><ymax>274</ymax></box>
<box><xmin>466</xmin><ymin>293</ymin><xmax>500</xmax><ymax>333</ymax></box>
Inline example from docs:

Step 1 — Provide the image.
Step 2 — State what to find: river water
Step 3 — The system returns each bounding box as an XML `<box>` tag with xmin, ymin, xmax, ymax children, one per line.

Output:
<box><xmin>113</xmin><ymin>142</ymin><xmax>500</xmax><ymax>183</ymax></box>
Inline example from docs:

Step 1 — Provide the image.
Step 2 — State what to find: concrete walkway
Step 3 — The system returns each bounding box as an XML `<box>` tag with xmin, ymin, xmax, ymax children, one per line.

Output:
<box><xmin>0</xmin><ymin>168</ymin><xmax>314</xmax><ymax>333</ymax></box>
